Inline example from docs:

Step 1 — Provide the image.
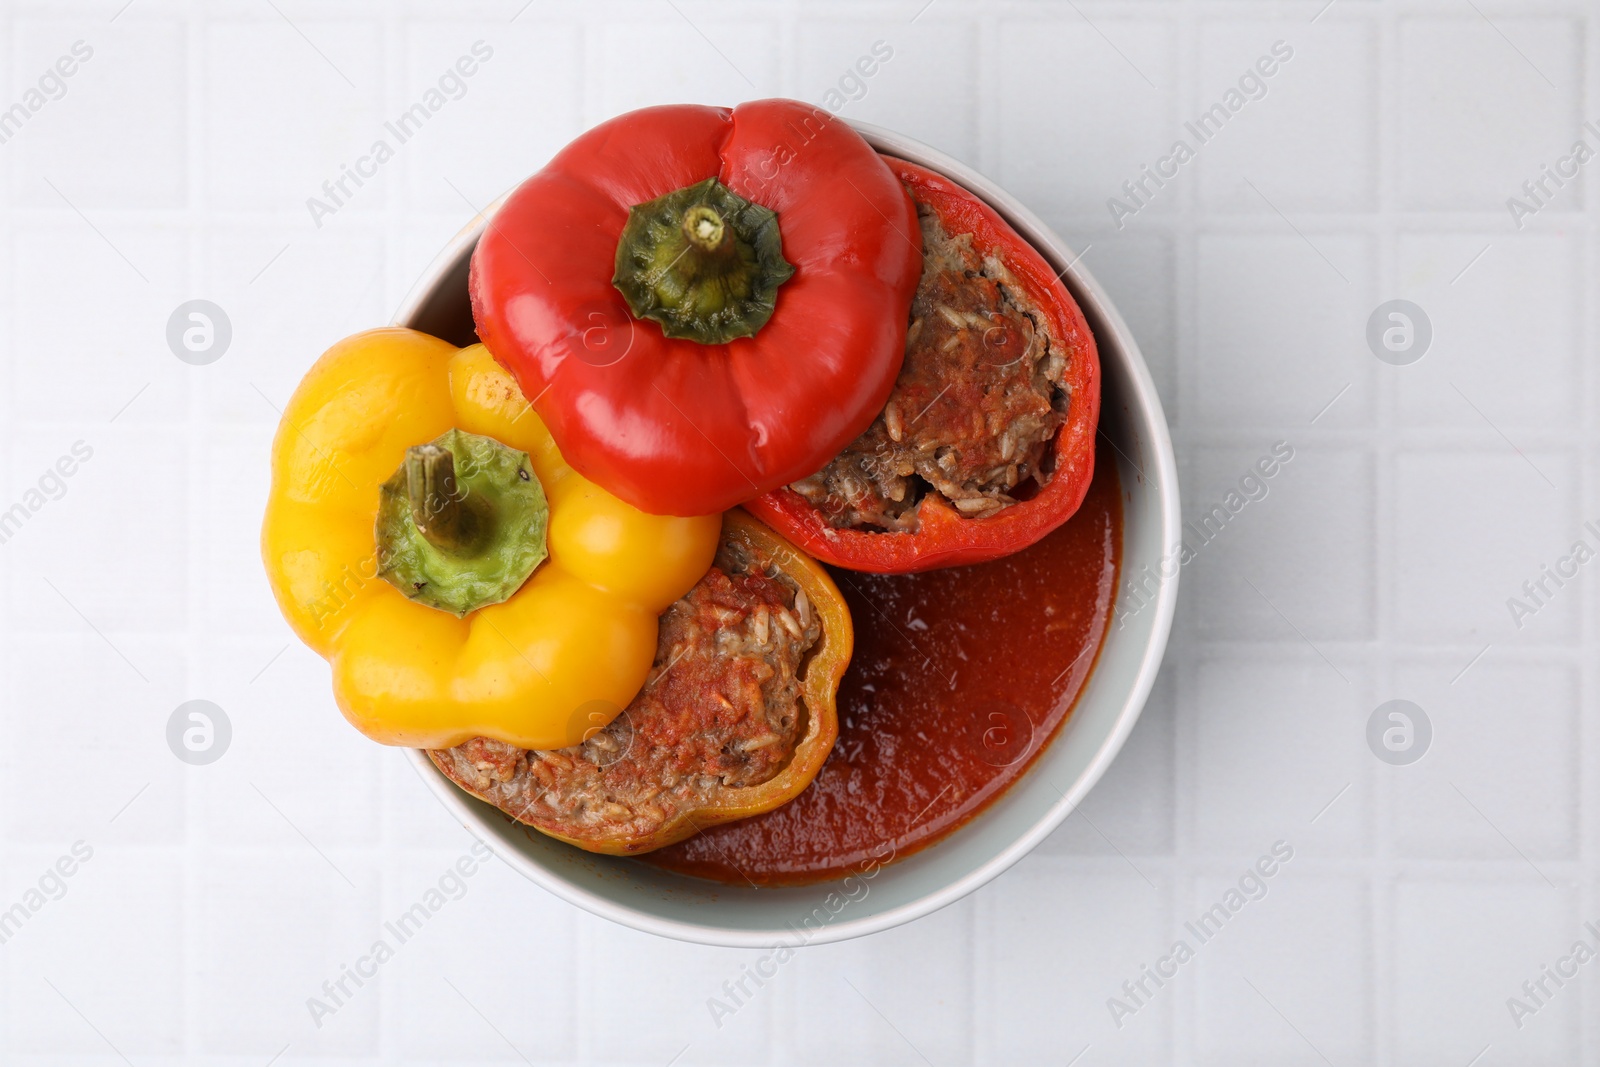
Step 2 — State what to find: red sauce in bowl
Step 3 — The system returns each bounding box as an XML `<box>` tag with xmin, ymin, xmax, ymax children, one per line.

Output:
<box><xmin>643</xmin><ymin>446</ymin><xmax>1122</xmax><ymax>886</ymax></box>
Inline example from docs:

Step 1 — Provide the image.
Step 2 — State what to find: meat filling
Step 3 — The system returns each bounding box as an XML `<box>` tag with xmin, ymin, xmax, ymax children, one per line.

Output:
<box><xmin>789</xmin><ymin>196</ymin><xmax>1069</xmax><ymax>531</ymax></box>
<box><xmin>428</xmin><ymin>536</ymin><xmax>820</xmax><ymax>848</ymax></box>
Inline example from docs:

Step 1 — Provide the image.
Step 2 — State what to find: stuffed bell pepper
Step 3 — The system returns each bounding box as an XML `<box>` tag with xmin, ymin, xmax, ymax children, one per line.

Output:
<box><xmin>745</xmin><ymin>157</ymin><xmax>1102</xmax><ymax>573</ymax></box>
<box><xmin>430</xmin><ymin>510</ymin><xmax>851</xmax><ymax>855</ymax></box>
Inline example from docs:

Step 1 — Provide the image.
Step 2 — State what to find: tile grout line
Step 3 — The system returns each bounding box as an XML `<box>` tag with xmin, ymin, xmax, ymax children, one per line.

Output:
<box><xmin>0</xmin><ymin>0</ymin><xmax>12</xmax><ymax>1055</ymax></box>
<box><xmin>182</xmin><ymin>0</ymin><xmax>205</xmax><ymax>1056</ymax></box>
<box><xmin>1577</xmin><ymin>7</ymin><xmax>1599</xmax><ymax>1063</ymax></box>
<box><xmin>1373</xmin><ymin>6</ymin><xmax>1398</xmax><ymax>1062</ymax></box>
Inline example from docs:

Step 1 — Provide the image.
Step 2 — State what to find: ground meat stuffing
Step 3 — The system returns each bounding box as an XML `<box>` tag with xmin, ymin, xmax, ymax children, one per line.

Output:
<box><xmin>428</xmin><ymin>535</ymin><xmax>821</xmax><ymax>850</ymax></box>
<box><xmin>789</xmin><ymin>195</ymin><xmax>1070</xmax><ymax>531</ymax></box>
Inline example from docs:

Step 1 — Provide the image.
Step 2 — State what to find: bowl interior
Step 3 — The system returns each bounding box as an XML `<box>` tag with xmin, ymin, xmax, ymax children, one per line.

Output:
<box><xmin>395</xmin><ymin>123</ymin><xmax>1180</xmax><ymax>947</ymax></box>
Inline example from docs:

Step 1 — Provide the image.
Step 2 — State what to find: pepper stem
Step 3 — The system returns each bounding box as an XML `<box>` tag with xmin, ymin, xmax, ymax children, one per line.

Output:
<box><xmin>376</xmin><ymin>429</ymin><xmax>549</xmax><ymax>617</ymax></box>
<box><xmin>613</xmin><ymin>177</ymin><xmax>794</xmax><ymax>345</ymax></box>
<box><xmin>405</xmin><ymin>443</ymin><xmax>481</xmax><ymax>555</ymax></box>
<box><xmin>682</xmin><ymin>205</ymin><xmax>728</xmax><ymax>254</ymax></box>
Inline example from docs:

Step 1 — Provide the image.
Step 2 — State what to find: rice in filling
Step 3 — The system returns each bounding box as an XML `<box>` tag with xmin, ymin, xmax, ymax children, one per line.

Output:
<box><xmin>789</xmin><ymin>196</ymin><xmax>1069</xmax><ymax>532</ymax></box>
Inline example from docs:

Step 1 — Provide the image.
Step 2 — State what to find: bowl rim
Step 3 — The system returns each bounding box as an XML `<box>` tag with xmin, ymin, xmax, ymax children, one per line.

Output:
<box><xmin>392</xmin><ymin>117</ymin><xmax>1181</xmax><ymax>947</ymax></box>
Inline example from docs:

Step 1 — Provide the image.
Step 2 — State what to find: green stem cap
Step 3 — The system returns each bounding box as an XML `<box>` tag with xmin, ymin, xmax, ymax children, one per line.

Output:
<box><xmin>612</xmin><ymin>177</ymin><xmax>795</xmax><ymax>344</ymax></box>
<box><xmin>375</xmin><ymin>429</ymin><xmax>548</xmax><ymax>617</ymax></box>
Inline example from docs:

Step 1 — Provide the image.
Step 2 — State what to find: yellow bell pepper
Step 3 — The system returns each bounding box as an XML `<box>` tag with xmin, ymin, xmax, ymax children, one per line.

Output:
<box><xmin>261</xmin><ymin>327</ymin><xmax>721</xmax><ymax>749</ymax></box>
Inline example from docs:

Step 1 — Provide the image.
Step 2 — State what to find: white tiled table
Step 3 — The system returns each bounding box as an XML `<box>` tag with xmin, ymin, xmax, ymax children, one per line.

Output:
<box><xmin>0</xmin><ymin>1</ymin><xmax>1594</xmax><ymax>1063</ymax></box>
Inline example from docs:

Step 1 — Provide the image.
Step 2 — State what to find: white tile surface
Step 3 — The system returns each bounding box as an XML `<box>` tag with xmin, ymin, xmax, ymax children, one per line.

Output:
<box><xmin>983</xmin><ymin>865</ymin><xmax>1173</xmax><ymax>1064</ymax></box>
<box><xmin>790</xmin><ymin>900</ymin><xmax>974</xmax><ymax>1065</ymax></box>
<box><xmin>9</xmin><ymin>20</ymin><xmax>188</xmax><ymax>209</ymax></box>
<box><xmin>798</xmin><ymin>24</ymin><xmax>981</xmax><ymax>167</ymax></box>
<box><xmin>1196</xmin><ymin>21</ymin><xmax>1378</xmax><ymax>214</ymax></box>
<box><xmin>202</xmin><ymin>17</ymin><xmax>388</xmax><ymax>211</ymax></box>
<box><xmin>4</xmin><ymin>847</ymin><xmax>184</xmax><ymax>1055</ymax></box>
<box><xmin>401</xmin><ymin>22</ymin><xmax>584</xmax><ymax>211</ymax></box>
<box><xmin>197</xmin><ymin>851</ymin><xmax>383</xmax><ymax>1054</ymax></box>
<box><xmin>595</xmin><ymin>19</ymin><xmax>780</xmax><ymax>116</ymax></box>
<box><xmin>997</xmin><ymin>18</ymin><xmax>1177</xmax><ymax>219</ymax></box>
<box><xmin>1395</xmin><ymin>231</ymin><xmax>1583</xmax><ymax>430</ymax></box>
<box><xmin>1191</xmin><ymin>654</ymin><xmax>1371</xmax><ymax>857</ymax></box>
<box><xmin>587</xmin><ymin>922</ymin><xmax>770</xmax><ymax>1063</ymax></box>
<box><xmin>1390</xmin><ymin>657</ymin><xmax>1580</xmax><ymax>862</ymax></box>
<box><xmin>1194</xmin><ymin>232</ymin><xmax>1375</xmax><ymax>428</ymax></box>
<box><xmin>1392</xmin><ymin>878</ymin><xmax>1580</xmax><ymax>1066</ymax></box>
<box><xmin>2</xmin><ymin>635</ymin><xmax>186</xmax><ymax>843</ymax></box>
<box><xmin>389</xmin><ymin>853</ymin><xmax>581</xmax><ymax>1060</ymax></box>
<box><xmin>10</xmin><ymin>224</ymin><xmax>188</xmax><ymax>423</ymax></box>
<box><xmin>1191</xmin><ymin>872</ymin><xmax>1372</xmax><ymax>1066</ymax></box>
<box><xmin>0</xmin><ymin>1</ymin><xmax>1594</xmax><ymax>1063</ymax></box>
<box><xmin>1394</xmin><ymin>449</ymin><xmax>1576</xmax><ymax>643</ymax></box>
<box><xmin>1397</xmin><ymin>15</ymin><xmax>1584</xmax><ymax>212</ymax></box>
<box><xmin>1188</xmin><ymin>443</ymin><xmax>1376</xmax><ymax>641</ymax></box>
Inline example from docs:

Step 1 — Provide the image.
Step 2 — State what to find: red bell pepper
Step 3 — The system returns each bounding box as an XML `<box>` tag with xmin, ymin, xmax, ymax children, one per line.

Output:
<box><xmin>469</xmin><ymin>99</ymin><xmax>922</xmax><ymax>517</ymax></box>
<box><xmin>743</xmin><ymin>157</ymin><xmax>1101</xmax><ymax>574</ymax></box>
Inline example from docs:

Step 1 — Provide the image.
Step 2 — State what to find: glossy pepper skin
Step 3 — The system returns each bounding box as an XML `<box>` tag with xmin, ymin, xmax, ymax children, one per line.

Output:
<box><xmin>448</xmin><ymin>509</ymin><xmax>851</xmax><ymax>856</ymax></box>
<box><xmin>469</xmin><ymin>98</ymin><xmax>922</xmax><ymax>517</ymax></box>
<box><xmin>745</xmin><ymin>157</ymin><xmax>1102</xmax><ymax>574</ymax></box>
<box><xmin>261</xmin><ymin>328</ymin><xmax>721</xmax><ymax>750</ymax></box>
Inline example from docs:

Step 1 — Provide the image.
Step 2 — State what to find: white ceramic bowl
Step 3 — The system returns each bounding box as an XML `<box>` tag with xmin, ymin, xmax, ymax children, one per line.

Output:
<box><xmin>393</xmin><ymin>120</ymin><xmax>1180</xmax><ymax>948</ymax></box>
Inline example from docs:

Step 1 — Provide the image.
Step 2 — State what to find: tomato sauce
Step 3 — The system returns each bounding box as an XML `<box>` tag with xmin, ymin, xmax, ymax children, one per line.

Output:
<box><xmin>643</xmin><ymin>445</ymin><xmax>1122</xmax><ymax>885</ymax></box>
